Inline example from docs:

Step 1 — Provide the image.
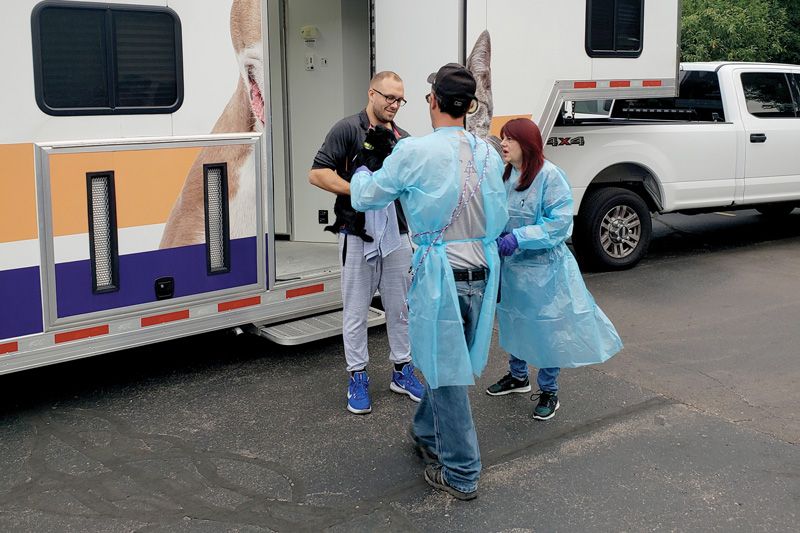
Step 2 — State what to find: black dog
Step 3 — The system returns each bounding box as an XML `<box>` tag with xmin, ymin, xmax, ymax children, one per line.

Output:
<box><xmin>358</xmin><ymin>125</ymin><xmax>398</xmax><ymax>172</ymax></box>
<box><xmin>324</xmin><ymin>126</ymin><xmax>398</xmax><ymax>243</ymax></box>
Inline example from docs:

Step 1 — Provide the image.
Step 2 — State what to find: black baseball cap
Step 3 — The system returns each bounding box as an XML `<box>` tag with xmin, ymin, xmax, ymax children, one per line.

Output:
<box><xmin>427</xmin><ymin>63</ymin><xmax>476</xmax><ymax>110</ymax></box>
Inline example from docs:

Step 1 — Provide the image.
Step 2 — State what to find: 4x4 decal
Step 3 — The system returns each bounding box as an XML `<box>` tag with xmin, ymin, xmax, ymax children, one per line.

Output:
<box><xmin>547</xmin><ymin>136</ymin><xmax>585</xmax><ymax>147</ymax></box>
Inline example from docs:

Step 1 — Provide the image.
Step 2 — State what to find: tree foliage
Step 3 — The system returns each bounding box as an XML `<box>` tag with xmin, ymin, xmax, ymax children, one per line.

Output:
<box><xmin>681</xmin><ymin>0</ymin><xmax>799</xmax><ymax>63</ymax></box>
<box><xmin>778</xmin><ymin>0</ymin><xmax>800</xmax><ymax>64</ymax></box>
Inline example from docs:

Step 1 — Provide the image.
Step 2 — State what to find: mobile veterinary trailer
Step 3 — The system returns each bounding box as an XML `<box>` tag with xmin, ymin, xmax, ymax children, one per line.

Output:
<box><xmin>0</xmin><ymin>0</ymin><xmax>679</xmax><ymax>375</ymax></box>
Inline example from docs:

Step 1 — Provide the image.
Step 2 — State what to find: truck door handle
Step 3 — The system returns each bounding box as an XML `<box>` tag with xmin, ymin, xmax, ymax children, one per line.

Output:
<box><xmin>750</xmin><ymin>133</ymin><xmax>767</xmax><ymax>143</ymax></box>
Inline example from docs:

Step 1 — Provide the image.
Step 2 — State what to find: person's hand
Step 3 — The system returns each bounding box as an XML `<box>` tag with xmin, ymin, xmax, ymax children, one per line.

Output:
<box><xmin>497</xmin><ymin>232</ymin><xmax>518</xmax><ymax>257</ymax></box>
<box><xmin>354</xmin><ymin>165</ymin><xmax>372</xmax><ymax>176</ymax></box>
<box><xmin>495</xmin><ymin>232</ymin><xmax>508</xmax><ymax>247</ymax></box>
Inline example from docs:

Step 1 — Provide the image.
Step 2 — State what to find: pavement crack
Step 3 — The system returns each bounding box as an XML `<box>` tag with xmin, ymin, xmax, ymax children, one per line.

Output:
<box><xmin>0</xmin><ymin>408</ymin><xmax>355</xmax><ymax>531</ymax></box>
<box><xmin>485</xmin><ymin>396</ymin><xmax>675</xmax><ymax>467</ymax></box>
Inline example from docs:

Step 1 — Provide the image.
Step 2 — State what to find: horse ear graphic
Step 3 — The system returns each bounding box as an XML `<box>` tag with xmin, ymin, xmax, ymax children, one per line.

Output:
<box><xmin>466</xmin><ymin>30</ymin><xmax>493</xmax><ymax>140</ymax></box>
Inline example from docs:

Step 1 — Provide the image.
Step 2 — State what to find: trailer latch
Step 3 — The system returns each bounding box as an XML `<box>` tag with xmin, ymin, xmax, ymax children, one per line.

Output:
<box><xmin>155</xmin><ymin>277</ymin><xmax>175</xmax><ymax>300</ymax></box>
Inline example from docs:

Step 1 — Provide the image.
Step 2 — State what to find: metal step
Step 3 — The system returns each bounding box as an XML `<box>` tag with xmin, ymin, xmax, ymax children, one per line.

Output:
<box><xmin>257</xmin><ymin>307</ymin><xmax>386</xmax><ymax>346</ymax></box>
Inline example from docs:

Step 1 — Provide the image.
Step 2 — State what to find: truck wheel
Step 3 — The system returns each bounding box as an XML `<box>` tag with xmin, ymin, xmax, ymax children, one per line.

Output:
<box><xmin>756</xmin><ymin>203</ymin><xmax>796</xmax><ymax>217</ymax></box>
<box><xmin>574</xmin><ymin>187</ymin><xmax>652</xmax><ymax>271</ymax></box>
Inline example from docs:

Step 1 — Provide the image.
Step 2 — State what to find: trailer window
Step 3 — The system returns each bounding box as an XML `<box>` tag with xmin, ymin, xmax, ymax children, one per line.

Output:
<box><xmin>32</xmin><ymin>2</ymin><xmax>183</xmax><ymax>116</ymax></box>
<box><xmin>741</xmin><ymin>72</ymin><xmax>797</xmax><ymax>118</ymax></box>
<box><xmin>586</xmin><ymin>0</ymin><xmax>643</xmax><ymax>58</ymax></box>
<box><xmin>610</xmin><ymin>71</ymin><xmax>725</xmax><ymax>122</ymax></box>
<box><xmin>574</xmin><ymin>100</ymin><xmax>613</xmax><ymax>116</ymax></box>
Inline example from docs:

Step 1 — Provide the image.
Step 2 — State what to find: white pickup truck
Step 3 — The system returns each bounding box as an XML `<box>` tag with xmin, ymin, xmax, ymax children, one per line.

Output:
<box><xmin>548</xmin><ymin>62</ymin><xmax>800</xmax><ymax>270</ymax></box>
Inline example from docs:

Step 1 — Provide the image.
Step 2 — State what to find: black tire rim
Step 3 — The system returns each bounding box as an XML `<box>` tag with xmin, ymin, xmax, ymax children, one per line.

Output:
<box><xmin>599</xmin><ymin>204</ymin><xmax>641</xmax><ymax>259</ymax></box>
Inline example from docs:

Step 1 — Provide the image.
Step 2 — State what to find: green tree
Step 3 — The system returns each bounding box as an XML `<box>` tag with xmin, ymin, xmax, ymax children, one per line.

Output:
<box><xmin>681</xmin><ymin>0</ymin><xmax>793</xmax><ymax>62</ymax></box>
<box><xmin>776</xmin><ymin>0</ymin><xmax>800</xmax><ymax>63</ymax></box>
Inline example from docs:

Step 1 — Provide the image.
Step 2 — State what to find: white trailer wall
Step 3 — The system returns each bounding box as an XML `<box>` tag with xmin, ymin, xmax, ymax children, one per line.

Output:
<box><xmin>373</xmin><ymin>0</ymin><xmax>463</xmax><ymax>137</ymax></box>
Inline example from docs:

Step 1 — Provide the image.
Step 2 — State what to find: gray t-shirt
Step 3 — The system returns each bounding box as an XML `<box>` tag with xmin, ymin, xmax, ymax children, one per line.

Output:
<box><xmin>444</xmin><ymin>134</ymin><xmax>488</xmax><ymax>270</ymax></box>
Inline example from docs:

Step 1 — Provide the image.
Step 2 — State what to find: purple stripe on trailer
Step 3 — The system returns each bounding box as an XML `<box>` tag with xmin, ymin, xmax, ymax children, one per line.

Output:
<box><xmin>55</xmin><ymin>237</ymin><xmax>260</xmax><ymax>318</ymax></box>
<box><xmin>0</xmin><ymin>266</ymin><xmax>44</xmax><ymax>340</ymax></box>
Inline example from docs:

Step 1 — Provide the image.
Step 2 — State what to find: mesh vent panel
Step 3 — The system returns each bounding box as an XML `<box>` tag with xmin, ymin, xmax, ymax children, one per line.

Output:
<box><xmin>204</xmin><ymin>164</ymin><xmax>229</xmax><ymax>273</ymax></box>
<box><xmin>87</xmin><ymin>173</ymin><xmax>118</xmax><ymax>292</ymax></box>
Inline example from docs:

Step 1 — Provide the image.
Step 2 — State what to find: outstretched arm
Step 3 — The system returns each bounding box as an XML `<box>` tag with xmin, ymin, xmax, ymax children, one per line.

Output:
<box><xmin>350</xmin><ymin>140</ymin><xmax>413</xmax><ymax>211</ymax></box>
<box><xmin>513</xmin><ymin>167</ymin><xmax>574</xmax><ymax>250</ymax></box>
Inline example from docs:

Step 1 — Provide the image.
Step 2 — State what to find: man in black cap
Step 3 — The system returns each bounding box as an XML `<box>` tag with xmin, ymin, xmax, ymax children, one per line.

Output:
<box><xmin>350</xmin><ymin>63</ymin><xmax>508</xmax><ymax>500</ymax></box>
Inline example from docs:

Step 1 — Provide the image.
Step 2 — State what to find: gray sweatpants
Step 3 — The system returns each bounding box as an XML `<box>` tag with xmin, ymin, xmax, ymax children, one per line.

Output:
<box><xmin>338</xmin><ymin>233</ymin><xmax>412</xmax><ymax>372</ymax></box>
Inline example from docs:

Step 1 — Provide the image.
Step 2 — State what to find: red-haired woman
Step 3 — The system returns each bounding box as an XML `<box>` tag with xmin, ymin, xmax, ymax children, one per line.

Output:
<box><xmin>485</xmin><ymin>118</ymin><xmax>622</xmax><ymax>420</ymax></box>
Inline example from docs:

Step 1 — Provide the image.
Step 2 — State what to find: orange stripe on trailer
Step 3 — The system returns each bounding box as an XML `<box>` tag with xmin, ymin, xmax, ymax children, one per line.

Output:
<box><xmin>141</xmin><ymin>310</ymin><xmax>190</xmax><ymax>327</ymax></box>
<box><xmin>0</xmin><ymin>342</ymin><xmax>19</xmax><ymax>355</ymax></box>
<box><xmin>218</xmin><ymin>296</ymin><xmax>261</xmax><ymax>312</ymax></box>
<box><xmin>0</xmin><ymin>144</ymin><xmax>37</xmax><ymax>243</ymax></box>
<box><xmin>286</xmin><ymin>284</ymin><xmax>325</xmax><ymax>299</ymax></box>
<box><xmin>643</xmin><ymin>80</ymin><xmax>663</xmax><ymax>87</ymax></box>
<box><xmin>49</xmin><ymin>147</ymin><xmax>201</xmax><ymax>237</ymax></box>
<box><xmin>610</xmin><ymin>80</ymin><xmax>631</xmax><ymax>88</ymax></box>
<box><xmin>55</xmin><ymin>325</ymin><xmax>109</xmax><ymax>343</ymax></box>
<box><xmin>489</xmin><ymin>114</ymin><xmax>533</xmax><ymax>138</ymax></box>
<box><xmin>574</xmin><ymin>81</ymin><xmax>597</xmax><ymax>89</ymax></box>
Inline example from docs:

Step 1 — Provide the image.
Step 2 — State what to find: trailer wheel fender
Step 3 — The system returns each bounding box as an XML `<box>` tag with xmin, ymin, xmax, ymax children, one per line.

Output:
<box><xmin>573</xmin><ymin>187</ymin><xmax>652</xmax><ymax>271</ymax></box>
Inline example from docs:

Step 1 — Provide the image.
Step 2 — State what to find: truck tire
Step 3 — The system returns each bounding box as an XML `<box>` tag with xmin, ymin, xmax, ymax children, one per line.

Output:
<box><xmin>756</xmin><ymin>203</ymin><xmax>796</xmax><ymax>217</ymax></box>
<box><xmin>573</xmin><ymin>187</ymin><xmax>652</xmax><ymax>271</ymax></box>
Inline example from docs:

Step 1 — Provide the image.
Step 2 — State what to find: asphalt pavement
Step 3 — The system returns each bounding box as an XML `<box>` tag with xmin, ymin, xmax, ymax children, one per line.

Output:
<box><xmin>0</xmin><ymin>210</ymin><xmax>798</xmax><ymax>532</ymax></box>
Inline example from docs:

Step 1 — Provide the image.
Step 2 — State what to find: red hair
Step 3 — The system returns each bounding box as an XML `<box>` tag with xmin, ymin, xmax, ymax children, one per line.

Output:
<box><xmin>500</xmin><ymin>118</ymin><xmax>545</xmax><ymax>191</ymax></box>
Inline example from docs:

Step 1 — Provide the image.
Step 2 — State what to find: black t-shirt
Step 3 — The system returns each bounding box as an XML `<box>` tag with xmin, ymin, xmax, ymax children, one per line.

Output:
<box><xmin>312</xmin><ymin>109</ymin><xmax>409</xmax><ymax>236</ymax></box>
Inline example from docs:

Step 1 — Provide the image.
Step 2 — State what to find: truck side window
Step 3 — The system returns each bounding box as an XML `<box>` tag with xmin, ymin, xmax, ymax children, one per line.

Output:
<box><xmin>32</xmin><ymin>2</ymin><xmax>183</xmax><ymax>116</ymax></box>
<box><xmin>610</xmin><ymin>71</ymin><xmax>725</xmax><ymax>122</ymax></box>
<box><xmin>586</xmin><ymin>0</ymin><xmax>643</xmax><ymax>58</ymax></box>
<box><xmin>741</xmin><ymin>72</ymin><xmax>797</xmax><ymax>118</ymax></box>
<box><xmin>791</xmin><ymin>74</ymin><xmax>800</xmax><ymax>107</ymax></box>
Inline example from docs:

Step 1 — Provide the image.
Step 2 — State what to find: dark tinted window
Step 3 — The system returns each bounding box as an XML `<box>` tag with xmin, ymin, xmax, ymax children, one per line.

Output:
<box><xmin>741</xmin><ymin>72</ymin><xmax>796</xmax><ymax>118</ymax></box>
<box><xmin>114</xmin><ymin>11</ymin><xmax>179</xmax><ymax>108</ymax></box>
<box><xmin>791</xmin><ymin>74</ymin><xmax>800</xmax><ymax>104</ymax></box>
<box><xmin>587</xmin><ymin>0</ymin><xmax>643</xmax><ymax>57</ymax></box>
<box><xmin>39</xmin><ymin>7</ymin><xmax>109</xmax><ymax>109</ymax></box>
<box><xmin>611</xmin><ymin>70</ymin><xmax>725</xmax><ymax>122</ymax></box>
<box><xmin>33</xmin><ymin>2</ymin><xmax>182</xmax><ymax>115</ymax></box>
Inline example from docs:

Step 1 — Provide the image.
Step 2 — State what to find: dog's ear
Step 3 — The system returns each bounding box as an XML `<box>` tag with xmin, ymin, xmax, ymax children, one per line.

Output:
<box><xmin>230</xmin><ymin>0</ymin><xmax>261</xmax><ymax>53</ymax></box>
<box><xmin>466</xmin><ymin>30</ymin><xmax>493</xmax><ymax>140</ymax></box>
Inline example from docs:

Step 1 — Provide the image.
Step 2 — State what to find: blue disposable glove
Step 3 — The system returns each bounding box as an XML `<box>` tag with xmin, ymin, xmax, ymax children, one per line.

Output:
<box><xmin>354</xmin><ymin>165</ymin><xmax>372</xmax><ymax>176</ymax></box>
<box><xmin>497</xmin><ymin>232</ymin><xmax>518</xmax><ymax>257</ymax></box>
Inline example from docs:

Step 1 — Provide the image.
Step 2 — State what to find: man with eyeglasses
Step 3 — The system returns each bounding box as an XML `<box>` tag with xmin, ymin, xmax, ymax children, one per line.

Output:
<box><xmin>309</xmin><ymin>71</ymin><xmax>423</xmax><ymax>416</ymax></box>
<box><xmin>350</xmin><ymin>63</ymin><xmax>508</xmax><ymax>500</ymax></box>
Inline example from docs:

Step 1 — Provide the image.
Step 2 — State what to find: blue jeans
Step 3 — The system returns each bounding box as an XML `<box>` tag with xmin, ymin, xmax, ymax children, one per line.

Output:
<box><xmin>413</xmin><ymin>279</ymin><xmax>485</xmax><ymax>493</ymax></box>
<box><xmin>509</xmin><ymin>354</ymin><xmax>560</xmax><ymax>393</ymax></box>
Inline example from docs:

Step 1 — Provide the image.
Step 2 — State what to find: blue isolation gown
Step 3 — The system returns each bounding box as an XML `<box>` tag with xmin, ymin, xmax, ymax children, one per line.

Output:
<box><xmin>497</xmin><ymin>162</ymin><xmax>623</xmax><ymax>368</ymax></box>
<box><xmin>351</xmin><ymin>127</ymin><xmax>508</xmax><ymax>388</ymax></box>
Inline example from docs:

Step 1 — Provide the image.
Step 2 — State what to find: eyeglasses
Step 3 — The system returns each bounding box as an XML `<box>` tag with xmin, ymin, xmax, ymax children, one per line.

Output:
<box><xmin>371</xmin><ymin>88</ymin><xmax>407</xmax><ymax>107</ymax></box>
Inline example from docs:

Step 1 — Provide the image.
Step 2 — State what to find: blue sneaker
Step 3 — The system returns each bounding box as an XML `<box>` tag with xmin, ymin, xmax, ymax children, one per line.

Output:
<box><xmin>347</xmin><ymin>371</ymin><xmax>372</xmax><ymax>414</ymax></box>
<box><xmin>390</xmin><ymin>363</ymin><xmax>424</xmax><ymax>403</ymax></box>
